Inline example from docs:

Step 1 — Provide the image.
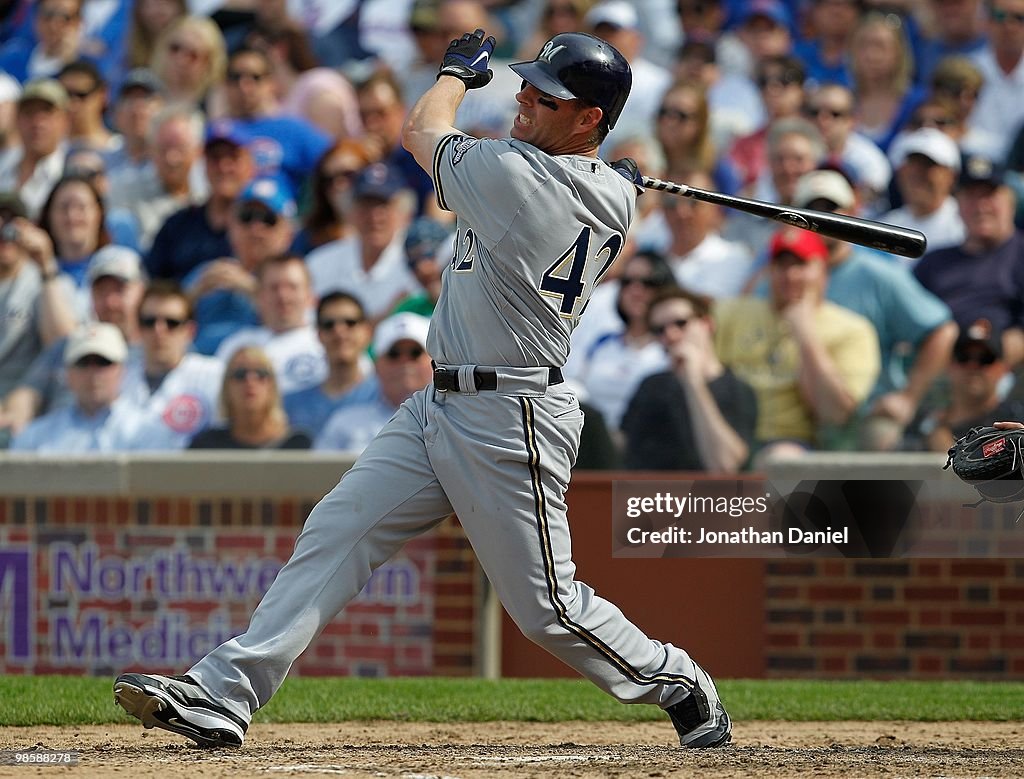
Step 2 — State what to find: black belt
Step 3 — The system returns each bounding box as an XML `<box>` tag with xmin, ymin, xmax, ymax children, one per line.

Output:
<box><xmin>431</xmin><ymin>363</ymin><xmax>563</xmax><ymax>392</ymax></box>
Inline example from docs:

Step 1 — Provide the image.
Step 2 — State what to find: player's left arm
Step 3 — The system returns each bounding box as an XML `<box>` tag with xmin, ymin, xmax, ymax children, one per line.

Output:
<box><xmin>402</xmin><ymin>28</ymin><xmax>496</xmax><ymax>174</ymax></box>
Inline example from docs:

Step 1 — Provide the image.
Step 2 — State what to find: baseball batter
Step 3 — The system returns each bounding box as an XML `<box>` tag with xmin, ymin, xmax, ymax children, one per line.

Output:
<box><xmin>114</xmin><ymin>30</ymin><xmax>732</xmax><ymax>750</ymax></box>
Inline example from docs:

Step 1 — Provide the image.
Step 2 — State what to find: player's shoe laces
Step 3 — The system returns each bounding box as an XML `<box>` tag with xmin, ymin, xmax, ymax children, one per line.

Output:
<box><xmin>113</xmin><ymin>672</ymin><xmax>247</xmax><ymax>748</ymax></box>
<box><xmin>665</xmin><ymin>663</ymin><xmax>732</xmax><ymax>748</ymax></box>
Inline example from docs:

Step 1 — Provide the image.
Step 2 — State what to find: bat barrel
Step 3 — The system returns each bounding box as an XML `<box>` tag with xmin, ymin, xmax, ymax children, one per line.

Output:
<box><xmin>639</xmin><ymin>176</ymin><xmax>928</xmax><ymax>259</ymax></box>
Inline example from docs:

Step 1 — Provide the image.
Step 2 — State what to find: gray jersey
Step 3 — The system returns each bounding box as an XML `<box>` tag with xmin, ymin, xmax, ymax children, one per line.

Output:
<box><xmin>429</xmin><ymin>134</ymin><xmax>635</xmax><ymax>368</ymax></box>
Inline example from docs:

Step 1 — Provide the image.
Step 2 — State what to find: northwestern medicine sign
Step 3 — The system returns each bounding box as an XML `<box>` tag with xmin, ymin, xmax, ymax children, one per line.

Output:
<box><xmin>1</xmin><ymin>533</ymin><xmax>429</xmax><ymax>673</ymax></box>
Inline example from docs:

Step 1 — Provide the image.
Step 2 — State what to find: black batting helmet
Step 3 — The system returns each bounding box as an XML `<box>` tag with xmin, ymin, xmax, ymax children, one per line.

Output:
<box><xmin>509</xmin><ymin>32</ymin><xmax>631</xmax><ymax>130</ymax></box>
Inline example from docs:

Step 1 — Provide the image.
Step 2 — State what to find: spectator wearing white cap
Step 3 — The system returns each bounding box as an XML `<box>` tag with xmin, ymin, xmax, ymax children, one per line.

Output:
<box><xmin>0</xmin><ymin>191</ymin><xmax>76</xmax><ymax>404</ymax></box>
<box><xmin>314</xmin><ymin>313</ymin><xmax>433</xmax><ymax>452</ymax></box>
<box><xmin>9</xmin><ymin>322</ymin><xmax>144</xmax><ymax>452</ymax></box>
<box><xmin>793</xmin><ymin>168</ymin><xmax>958</xmax><ymax>450</ymax></box>
<box><xmin>882</xmin><ymin>128</ymin><xmax>966</xmax><ymax>256</ymax></box>
<box><xmin>584</xmin><ymin>1</ymin><xmax>671</xmax><ymax>147</ymax></box>
<box><xmin>0</xmin><ymin>244</ymin><xmax>145</xmax><ymax>440</ymax></box>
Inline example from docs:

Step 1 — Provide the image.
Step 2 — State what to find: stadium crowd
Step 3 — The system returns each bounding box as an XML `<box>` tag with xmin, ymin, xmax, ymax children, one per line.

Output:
<box><xmin>1</xmin><ymin>0</ymin><xmax>1024</xmax><ymax>469</ymax></box>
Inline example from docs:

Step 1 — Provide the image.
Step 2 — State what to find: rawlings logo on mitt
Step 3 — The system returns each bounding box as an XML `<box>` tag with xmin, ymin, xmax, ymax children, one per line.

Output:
<box><xmin>943</xmin><ymin>425</ymin><xmax>1024</xmax><ymax>519</ymax></box>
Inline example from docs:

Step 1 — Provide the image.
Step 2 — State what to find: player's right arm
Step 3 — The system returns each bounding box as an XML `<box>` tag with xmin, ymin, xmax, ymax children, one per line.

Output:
<box><xmin>403</xmin><ymin>28</ymin><xmax>496</xmax><ymax>174</ymax></box>
<box><xmin>402</xmin><ymin>77</ymin><xmax>467</xmax><ymax>174</ymax></box>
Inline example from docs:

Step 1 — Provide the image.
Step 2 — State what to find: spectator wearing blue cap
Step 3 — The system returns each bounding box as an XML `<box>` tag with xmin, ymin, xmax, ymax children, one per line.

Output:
<box><xmin>392</xmin><ymin>216</ymin><xmax>454</xmax><ymax>317</ymax></box>
<box><xmin>183</xmin><ymin>175</ymin><xmax>297</xmax><ymax>356</ymax></box>
<box><xmin>104</xmin><ymin>68</ymin><xmax>166</xmax><ymax>181</ymax></box>
<box><xmin>305</xmin><ymin>162</ymin><xmax>421</xmax><ymax>322</ymax></box>
<box><xmin>218</xmin><ymin>46</ymin><xmax>331</xmax><ymax>197</ymax></box>
<box><xmin>145</xmin><ymin>119</ymin><xmax>256</xmax><ymax>282</ymax></box>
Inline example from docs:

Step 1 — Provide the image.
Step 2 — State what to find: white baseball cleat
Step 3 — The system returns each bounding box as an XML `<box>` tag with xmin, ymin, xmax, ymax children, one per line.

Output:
<box><xmin>664</xmin><ymin>662</ymin><xmax>733</xmax><ymax>748</ymax></box>
<box><xmin>113</xmin><ymin>672</ymin><xmax>247</xmax><ymax>748</ymax></box>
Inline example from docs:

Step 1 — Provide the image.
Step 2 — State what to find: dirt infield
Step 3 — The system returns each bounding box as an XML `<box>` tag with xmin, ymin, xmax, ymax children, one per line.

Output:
<box><xmin>2</xmin><ymin>721</ymin><xmax>1022</xmax><ymax>778</ymax></box>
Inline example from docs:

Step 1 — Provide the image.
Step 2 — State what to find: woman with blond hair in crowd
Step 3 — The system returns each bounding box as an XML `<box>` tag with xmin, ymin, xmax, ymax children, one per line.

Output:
<box><xmin>850</xmin><ymin>13</ymin><xmax>924</xmax><ymax>154</ymax></box>
<box><xmin>150</xmin><ymin>15</ymin><xmax>227</xmax><ymax>110</ymax></box>
<box><xmin>654</xmin><ymin>80</ymin><xmax>740</xmax><ymax>195</ymax></box>
<box><xmin>188</xmin><ymin>346</ymin><xmax>311</xmax><ymax>449</ymax></box>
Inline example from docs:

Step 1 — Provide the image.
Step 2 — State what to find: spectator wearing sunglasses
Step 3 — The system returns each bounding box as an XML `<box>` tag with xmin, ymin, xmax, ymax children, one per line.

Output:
<box><xmin>215</xmin><ymin>46</ymin><xmax>331</xmax><ymax>197</ymax></box>
<box><xmin>189</xmin><ymin>345</ymin><xmax>311</xmax><ymax>450</ymax></box>
<box><xmin>283</xmin><ymin>291</ymin><xmax>379</xmax><ymax>438</ymax></box>
<box><xmin>802</xmin><ymin>83</ymin><xmax>892</xmax><ymax>215</ymax></box>
<box><xmin>621</xmin><ymin>286</ymin><xmax>756</xmax><ymax>472</ymax></box>
<box><xmin>214</xmin><ymin>253</ymin><xmax>325</xmax><ymax>396</ymax></box>
<box><xmin>57</xmin><ymin>60</ymin><xmax>117</xmax><ymax>154</ymax></box>
<box><xmin>314</xmin><ymin>313</ymin><xmax>432</xmax><ymax>452</ymax></box>
<box><xmin>904</xmin><ymin>320</ymin><xmax>1024</xmax><ymax>452</ymax></box>
<box><xmin>965</xmin><ymin>0</ymin><xmax>1024</xmax><ymax>159</ymax></box>
<box><xmin>729</xmin><ymin>55</ymin><xmax>806</xmax><ymax>191</ymax></box>
<box><xmin>9</xmin><ymin>322</ymin><xmax>144</xmax><ymax>452</ymax></box>
<box><xmin>184</xmin><ymin>175</ymin><xmax>296</xmax><ymax>355</ymax></box>
<box><xmin>571</xmin><ymin>252</ymin><xmax>675</xmax><ymax>436</ymax></box>
<box><xmin>119</xmin><ymin>280</ymin><xmax>223</xmax><ymax>450</ymax></box>
<box><xmin>0</xmin><ymin>0</ymin><xmax>91</xmax><ymax>84</ymax></box>
<box><xmin>146</xmin><ymin>120</ymin><xmax>255</xmax><ymax>282</ymax></box>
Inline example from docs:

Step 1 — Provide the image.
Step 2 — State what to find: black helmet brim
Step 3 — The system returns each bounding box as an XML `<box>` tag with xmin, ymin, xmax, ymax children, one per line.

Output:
<box><xmin>508</xmin><ymin>62</ymin><xmax>577</xmax><ymax>101</ymax></box>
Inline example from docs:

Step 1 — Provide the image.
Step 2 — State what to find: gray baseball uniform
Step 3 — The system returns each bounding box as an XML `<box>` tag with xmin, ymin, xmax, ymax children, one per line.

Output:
<box><xmin>187</xmin><ymin>135</ymin><xmax>706</xmax><ymax>723</ymax></box>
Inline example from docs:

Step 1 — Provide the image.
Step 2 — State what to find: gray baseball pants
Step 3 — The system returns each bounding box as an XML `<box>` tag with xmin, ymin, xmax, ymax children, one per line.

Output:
<box><xmin>189</xmin><ymin>374</ymin><xmax>700</xmax><ymax>723</ymax></box>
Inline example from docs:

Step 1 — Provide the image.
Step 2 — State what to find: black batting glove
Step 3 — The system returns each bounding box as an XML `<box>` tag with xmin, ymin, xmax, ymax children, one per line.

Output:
<box><xmin>438</xmin><ymin>28</ymin><xmax>496</xmax><ymax>90</ymax></box>
<box><xmin>610</xmin><ymin>157</ymin><xmax>645</xmax><ymax>194</ymax></box>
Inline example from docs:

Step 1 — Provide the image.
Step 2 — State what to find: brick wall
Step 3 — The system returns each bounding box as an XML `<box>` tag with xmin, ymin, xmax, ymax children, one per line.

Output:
<box><xmin>766</xmin><ymin>559</ymin><xmax>1024</xmax><ymax>678</ymax></box>
<box><xmin>0</xmin><ymin>494</ymin><xmax>480</xmax><ymax>678</ymax></box>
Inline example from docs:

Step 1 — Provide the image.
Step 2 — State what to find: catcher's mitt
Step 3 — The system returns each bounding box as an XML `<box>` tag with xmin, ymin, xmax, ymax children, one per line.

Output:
<box><xmin>944</xmin><ymin>425</ymin><xmax>1024</xmax><ymax>518</ymax></box>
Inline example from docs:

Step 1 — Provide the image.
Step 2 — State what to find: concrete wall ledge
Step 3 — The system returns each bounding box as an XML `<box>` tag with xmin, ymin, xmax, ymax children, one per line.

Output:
<box><xmin>0</xmin><ymin>452</ymin><xmax>358</xmax><ymax>496</ymax></box>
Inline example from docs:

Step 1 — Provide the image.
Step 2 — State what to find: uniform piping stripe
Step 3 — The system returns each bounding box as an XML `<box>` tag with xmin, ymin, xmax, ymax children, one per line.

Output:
<box><xmin>432</xmin><ymin>134</ymin><xmax>458</xmax><ymax>211</ymax></box>
<box><xmin>518</xmin><ymin>397</ymin><xmax>695</xmax><ymax>689</ymax></box>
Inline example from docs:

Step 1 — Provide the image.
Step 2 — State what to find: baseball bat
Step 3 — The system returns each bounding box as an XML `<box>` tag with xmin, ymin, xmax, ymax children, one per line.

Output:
<box><xmin>641</xmin><ymin>175</ymin><xmax>928</xmax><ymax>259</ymax></box>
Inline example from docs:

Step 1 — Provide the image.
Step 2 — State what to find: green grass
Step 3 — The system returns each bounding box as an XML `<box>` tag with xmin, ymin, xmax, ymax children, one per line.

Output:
<box><xmin>2</xmin><ymin>676</ymin><xmax>1022</xmax><ymax>727</ymax></box>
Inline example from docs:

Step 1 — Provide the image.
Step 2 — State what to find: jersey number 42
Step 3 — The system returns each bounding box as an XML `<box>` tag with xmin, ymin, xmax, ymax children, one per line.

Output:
<box><xmin>540</xmin><ymin>226</ymin><xmax>623</xmax><ymax>320</ymax></box>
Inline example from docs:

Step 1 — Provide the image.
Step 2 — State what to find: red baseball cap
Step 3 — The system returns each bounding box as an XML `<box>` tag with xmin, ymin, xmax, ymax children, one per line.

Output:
<box><xmin>769</xmin><ymin>228</ymin><xmax>828</xmax><ymax>263</ymax></box>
